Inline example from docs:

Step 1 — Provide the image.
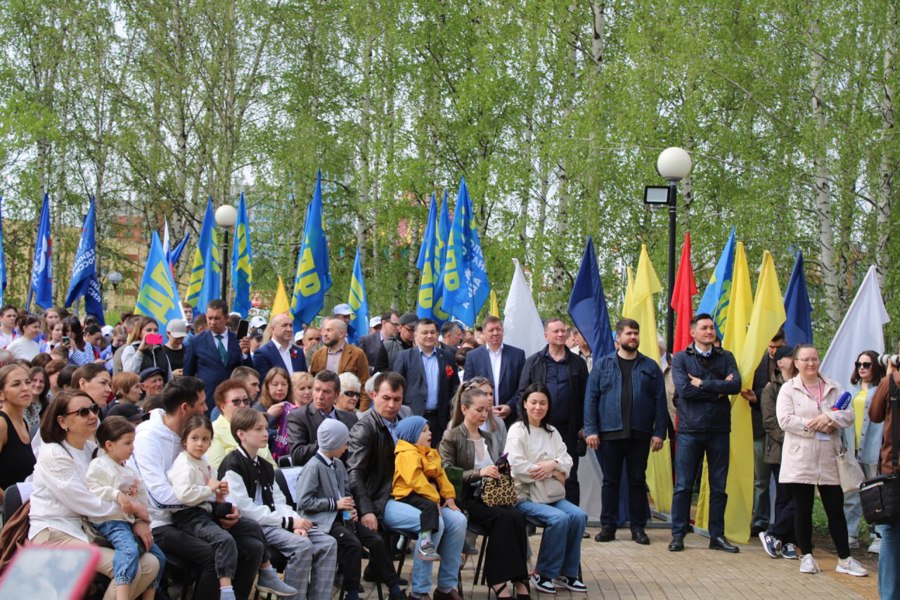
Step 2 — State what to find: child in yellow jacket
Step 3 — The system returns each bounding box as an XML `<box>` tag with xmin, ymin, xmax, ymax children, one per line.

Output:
<box><xmin>392</xmin><ymin>416</ymin><xmax>457</xmax><ymax>561</ymax></box>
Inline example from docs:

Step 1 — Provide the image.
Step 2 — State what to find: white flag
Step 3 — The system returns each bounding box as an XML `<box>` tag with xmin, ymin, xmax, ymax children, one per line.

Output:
<box><xmin>503</xmin><ymin>259</ymin><xmax>545</xmax><ymax>356</ymax></box>
<box><xmin>820</xmin><ymin>265</ymin><xmax>889</xmax><ymax>393</ymax></box>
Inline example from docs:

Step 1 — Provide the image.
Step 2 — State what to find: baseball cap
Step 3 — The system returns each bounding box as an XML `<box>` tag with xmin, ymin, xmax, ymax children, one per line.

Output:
<box><xmin>333</xmin><ymin>303</ymin><xmax>353</xmax><ymax>316</ymax></box>
<box><xmin>249</xmin><ymin>316</ymin><xmax>268</xmax><ymax>330</ymax></box>
<box><xmin>106</xmin><ymin>402</ymin><xmax>148</xmax><ymax>423</ymax></box>
<box><xmin>294</xmin><ymin>331</ymin><xmax>305</xmax><ymax>344</ymax></box>
<box><xmin>399</xmin><ymin>312</ymin><xmax>418</xmax><ymax>327</ymax></box>
<box><xmin>369</xmin><ymin>316</ymin><xmax>382</xmax><ymax>328</ymax></box>
<box><xmin>101</xmin><ymin>325</ymin><xmax>114</xmax><ymax>338</ymax></box>
<box><xmin>166</xmin><ymin>319</ymin><xmax>188</xmax><ymax>339</ymax></box>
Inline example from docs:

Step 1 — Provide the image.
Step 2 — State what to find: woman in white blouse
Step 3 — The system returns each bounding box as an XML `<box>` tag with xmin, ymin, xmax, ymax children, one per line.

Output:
<box><xmin>28</xmin><ymin>390</ymin><xmax>160</xmax><ymax>599</ymax></box>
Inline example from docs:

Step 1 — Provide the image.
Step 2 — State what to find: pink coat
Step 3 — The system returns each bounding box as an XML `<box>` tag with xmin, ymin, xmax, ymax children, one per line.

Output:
<box><xmin>776</xmin><ymin>375</ymin><xmax>853</xmax><ymax>486</ymax></box>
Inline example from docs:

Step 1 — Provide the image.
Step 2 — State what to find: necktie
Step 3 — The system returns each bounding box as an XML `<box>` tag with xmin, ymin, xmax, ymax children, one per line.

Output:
<box><xmin>216</xmin><ymin>334</ymin><xmax>227</xmax><ymax>365</ymax></box>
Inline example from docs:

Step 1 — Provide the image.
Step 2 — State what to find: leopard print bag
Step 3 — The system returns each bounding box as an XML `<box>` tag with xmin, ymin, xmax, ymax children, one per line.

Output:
<box><xmin>479</xmin><ymin>453</ymin><xmax>518</xmax><ymax>507</ymax></box>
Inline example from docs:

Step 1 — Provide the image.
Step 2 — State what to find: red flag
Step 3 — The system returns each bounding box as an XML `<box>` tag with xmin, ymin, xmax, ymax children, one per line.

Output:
<box><xmin>671</xmin><ymin>232</ymin><xmax>697</xmax><ymax>353</ymax></box>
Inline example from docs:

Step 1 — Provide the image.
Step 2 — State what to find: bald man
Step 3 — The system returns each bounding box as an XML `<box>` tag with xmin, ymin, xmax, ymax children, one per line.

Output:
<box><xmin>308</xmin><ymin>316</ymin><xmax>370</xmax><ymax>390</ymax></box>
<box><xmin>253</xmin><ymin>312</ymin><xmax>308</xmax><ymax>382</ymax></box>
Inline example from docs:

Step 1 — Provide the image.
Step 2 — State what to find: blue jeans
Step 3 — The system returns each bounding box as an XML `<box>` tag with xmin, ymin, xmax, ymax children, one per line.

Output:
<box><xmin>382</xmin><ymin>499</ymin><xmax>466</xmax><ymax>595</ymax></box>
<box><xmin>880</xmin><ymin>522</ymin><xmax>900</xmax><ymax>599</ymax></box>
<box><xmin>516</xmin><ymin>499</ymin><xmax>586</xmax><ymax>580</ymax></box>
<box><xmin>672</xmin><ymin>431</ymin><xmax>730</xmax><ymax>538</ymax></box>
<box><xmin>93</xmin><ymin>520</ymin><xmax>166</xmax><ymax>588</ymax></box>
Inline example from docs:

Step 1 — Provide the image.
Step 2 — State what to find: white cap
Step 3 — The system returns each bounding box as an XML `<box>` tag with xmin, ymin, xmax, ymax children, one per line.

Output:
<box><xmin>294</xmin><ymin>331</ymin><xmax>305</xmax><ymax>344</ymax></box>
<box><xmin>333</xmin><ymin>303</ymin><xmax>353</xmax><ymax>316</ymax></box>
<box><xmin>166</xmin><ymin>318</ymin><xmax>188</xmax><ymax>339</ymax></box>
<box><xmin>369</xmin><ymin>316</ymin><xmax>382</xmax><ymax>328</ymax></box>
<box><xmin>249</xmin><ymin>316</ymin><xmax>268</xmax><ymax>330</ymax></box>
<box><xmin>101</xmin><ymin>325</ymin><xmax>114</xmax><ymax>338</ymax></box>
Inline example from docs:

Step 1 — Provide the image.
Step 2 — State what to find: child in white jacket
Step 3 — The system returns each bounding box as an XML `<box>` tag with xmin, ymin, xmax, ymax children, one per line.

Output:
<box><xmin>167</xmin><ymin>415</ymin><xmax>296</xmax><ymax>600</ymax></box>
<box><xmin>85</xmin><ymin>416</ymin><xmax>166</xmax><ymax>600</ymax></box>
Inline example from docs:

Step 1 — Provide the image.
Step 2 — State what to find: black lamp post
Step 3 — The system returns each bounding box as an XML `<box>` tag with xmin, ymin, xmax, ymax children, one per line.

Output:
<box><xmin>215</xmin><ymin>204</ymin><xmax>238</xmax><ymax>303</ymax></box>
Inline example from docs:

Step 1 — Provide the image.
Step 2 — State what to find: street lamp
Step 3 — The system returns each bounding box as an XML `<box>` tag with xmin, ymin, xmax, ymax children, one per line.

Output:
<box><xmin>215</xmin><ymin>204</ymin><xmax>238</xmax><ymax>303</ymax></box>
<box><xmin>107</xmin><ymin>270</ymin><xmax>123</xmax><ymax>312</ymax></box>
<box><xmin>644</xmin><ymin>147</ymin><xmax>692</xmax><ymax>355</ymax></box>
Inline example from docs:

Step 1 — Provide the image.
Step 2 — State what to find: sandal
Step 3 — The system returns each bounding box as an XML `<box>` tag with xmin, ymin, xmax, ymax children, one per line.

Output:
<box><xmin>514</xmin><ymin>578</ymin><xmax>531</xmax><ymax>600</ymax></box>
<box><xmin>491</xmin><ymin>582</ymin><xmax>513</xmax><ymax>599</ymax></box>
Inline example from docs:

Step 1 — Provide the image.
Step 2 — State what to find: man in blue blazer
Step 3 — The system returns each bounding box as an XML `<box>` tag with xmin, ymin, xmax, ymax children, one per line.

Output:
<box><xmin>393</xmin><ymin>318</ymin><xmax>459</xmax><ymax>447</ymax></box>
<box><xmin>253</xmin><ymin>312</ymin><xmax>308</xmax><ymax>382</ymax></box>
<box><xmin>463</xmin><ymin>315</ymin><xmax>526</xmax><ymax>425</ymax></box>
<box><xmin>183</xmin><ymin>299</ymin><xmax>254</xmax><ymax>412</ymax></box>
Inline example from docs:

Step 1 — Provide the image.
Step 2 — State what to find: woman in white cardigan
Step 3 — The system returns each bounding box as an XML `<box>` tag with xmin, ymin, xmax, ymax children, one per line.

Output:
<box><xmin>505</xmin><ymin>383</ymin><xmax>587</xmax><ymax>596</ymax></box>
<box><xmin>776</xmin><ymin>344</ymin><xmax>866</xmax><ymax>577</ymax></box>
<box><xmin>28</xmin><ymin>390</ymin><xmax>160</xmax><ymax>600</ymax></box>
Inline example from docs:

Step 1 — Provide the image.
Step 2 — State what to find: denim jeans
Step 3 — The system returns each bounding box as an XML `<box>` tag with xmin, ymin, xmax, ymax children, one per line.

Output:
<box><xmin>671</xmin><ymin>431</ymin><xmax>730</xmax><ymax>538</ymax></box>
<box><xmin>382</xmin><ymin>498</ymin><xmax>466</xmax><ymax>595</ymax></box>
<box><xmin>516</xmin><ymin>499</ymin><xmax>586</xmax><ymax>580</ymax></box>
<box><xmin>751</xmin><ymin>436</ymin><xmax>771</xmax><ymax>530</ymax></box>
<box><xmin>879</xmin><ymin>522</ymin><xmax>900</xmax><ymax>599</ymax></box>
<box><xmin>93</xmin><ymin>520</ymin><xmax>166</xmax><ymax>588</ymax></box>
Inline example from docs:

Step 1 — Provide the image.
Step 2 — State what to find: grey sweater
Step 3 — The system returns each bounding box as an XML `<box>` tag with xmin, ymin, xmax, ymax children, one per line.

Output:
<box><xmin>295</xmin><ymin>452</ymin><xmax>348</xmax><ymax>530</ymax></box>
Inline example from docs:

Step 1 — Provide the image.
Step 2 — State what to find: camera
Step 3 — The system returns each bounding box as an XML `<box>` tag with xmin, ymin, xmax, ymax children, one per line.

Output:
<box><xmin>878</xmin><ymin>354</ymin><xmax>900</xmax><ymax>368</ymax></box>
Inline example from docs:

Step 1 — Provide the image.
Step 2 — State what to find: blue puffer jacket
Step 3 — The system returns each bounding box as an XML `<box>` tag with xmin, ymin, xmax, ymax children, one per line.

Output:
<box><xmin>671</xmin><ymin>345</ymin><xmax>742</xmax><ymax>434</ymax></box>
<box><xmin>584</xmin><ymin>351</ymin><xmax>668</xmax><ymax>439</ymax></box>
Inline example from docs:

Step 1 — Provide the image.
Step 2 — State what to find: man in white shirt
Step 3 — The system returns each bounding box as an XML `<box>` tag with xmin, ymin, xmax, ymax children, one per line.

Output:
<box><xmin>253</xmin><ymin>312</ymin><xmax>308</xmax><ymax>383</ymax></box>
<box><xmin>131</xmin><ymin>377</ymin><xmax>267</xmax><ymax>599</ymax></box>
<box><xmin>463</xmin><ymin>316</ymin><xmax>526</xmax><ymax>424</ymax></box>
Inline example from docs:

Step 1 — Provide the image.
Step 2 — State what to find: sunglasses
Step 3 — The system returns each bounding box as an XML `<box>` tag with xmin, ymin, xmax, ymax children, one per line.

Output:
<box><xmin>856</xmin><ymin>362</ymin><xmax>873</xmax><ymax>369</ymax></box>
<box><xmin>230</xmin><ymin>397</ymin><xmax>252</xmax><ymax>406</ymax></box>
<box><xmin>65</xmin><ymin>403</ymin><xmax>101</xmax><ymax>418</ymax></box>
<box><xmin>344</xmin><ymin>391</ymin><xmax>361</xmax><ymax>398</ymax></box>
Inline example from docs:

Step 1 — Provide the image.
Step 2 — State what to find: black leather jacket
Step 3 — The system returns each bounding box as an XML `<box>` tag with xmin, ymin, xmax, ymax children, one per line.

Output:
<box><xmin>347</xmin><ymin>409</ymin><xmax>399</xmax><ymax>520</ymax></box>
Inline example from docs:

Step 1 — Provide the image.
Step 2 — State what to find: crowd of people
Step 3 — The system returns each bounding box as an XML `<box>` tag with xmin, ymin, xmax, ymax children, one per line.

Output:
<box><xmin>0</xmin><ymin>298</ymin><xmax>897</xmax><ymax>599</ymax></box>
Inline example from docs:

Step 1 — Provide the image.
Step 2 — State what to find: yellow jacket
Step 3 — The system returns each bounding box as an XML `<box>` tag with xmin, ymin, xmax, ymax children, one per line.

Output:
<box><xmin>392</xmin><ymin>439</ymin><xmax>455</xmax><ymax>504</ymax></box>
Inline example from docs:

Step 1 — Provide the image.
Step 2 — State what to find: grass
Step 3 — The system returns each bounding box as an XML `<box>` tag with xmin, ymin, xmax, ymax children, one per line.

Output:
<box><xmin>812</xmin><ymin>494</ymin><xmax>870</xmax><ymax>539</ymax></box>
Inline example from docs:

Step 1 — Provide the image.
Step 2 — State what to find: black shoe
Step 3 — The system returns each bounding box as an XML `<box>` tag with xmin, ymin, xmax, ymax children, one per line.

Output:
<box><xmin>709</xmin><ymin>535</ymin><xmax>740</xmax><ymax>553</ymax></box>
<box><xmin>750</xmin><ymin>525</ymin><xmax>765</xmax><ymax>537</ymax></box>
<box><xmin>631</xmin><ymin>529</ymin><xmax>650</xmax><ymax>545</ymax></box>
<box><xmin>594</xmin><ymin>527</ymin><xmax>616</xmax><ymax>542</ymax></box>
<box><xmin>668</xmin><ymin>536</ymin><xmax>685</xmax><ymax>552</ymax></box>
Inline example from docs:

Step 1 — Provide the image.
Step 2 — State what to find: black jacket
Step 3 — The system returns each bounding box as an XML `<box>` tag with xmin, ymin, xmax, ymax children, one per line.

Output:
<box><xmin>393</xmin><ymin>345</ymin><xmax>460</xmax><ymax>436</ymax></box>
<box><xmin>287</xmin><ymin>403</ymin><xmax>358</xmax><ymax>466</ymax></box>
<box><xmin>358</xmin><ymin>333</ymin><xmax>389</xmax><ymax>374</ymax></box>
<box><xmin>516</xmin><ymin>345</ymin><xmax>588</xmax><ymax>442</ymax></box>
<box><xmin>347</xmin><ymin>409</ymin><xmax>401</xmax><ymax>520</ymax></box>
<box><xmin>671</xmin><ymin>344</ymin><xmax>742</xmax><ymax>434</ymax></box>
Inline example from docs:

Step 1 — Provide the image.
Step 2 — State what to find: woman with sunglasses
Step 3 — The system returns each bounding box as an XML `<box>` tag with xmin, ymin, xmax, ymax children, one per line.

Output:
<box><xmin>335</xmin><ymin>372</ymin><xmax>362</xmax><ymax>412</ymax></box>
<box><xmin>0</xmin><ymin>365</ymin><xmax>36</xmax><ymax>506</ymax></box>
<box><xmin>206</xmin><ymin>378</ymin><xmax>276</xmax><ymax>469</ymax></box>
<box><xmin>28</xmin><ymin>390</ymin><xmax>160</xmax><ymax>598</ymax></box>
<box><xmin>842</xmin><ymin>350</ymin><xmax>886</xmax><ymax>553</ymax></box>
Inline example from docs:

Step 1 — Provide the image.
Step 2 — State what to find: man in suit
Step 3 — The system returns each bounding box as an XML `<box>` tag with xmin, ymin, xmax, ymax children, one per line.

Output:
<box><xmin>358</xmin><ymin>314</ymin><xmax>391</xmax><ymax>374</ymax></box>
<box><xmin>309</xmin><ymin>316</ymin><xmax>370</xmax><ymax>388</ymax></box>
<box><xmin>253</xmin><ymin>312</ymin><xmax>308</xmax><ymax>382</ymax></box>
<box><xmin>287</xmin><ymin>370</ymin><xmax>358</xmax><ymax>465</ymax></box>
<box><xmin>393</xmin><ymin>318</ymin><xmax>460</xmax><ymax>447</ymax></box>
<box><xmin>440</xmin><ymin>321</ymin><xmax>463</xmax><ymax>355</ymax></box>
<box><xmin>463</xmin><ymin>315</ymin><xmax>526</xmax><ymax>425</ymax></box>
<box><xmin>183</xmin><ymin>299</ymin><xmax>253</xmax><ymax>412</ymax></box>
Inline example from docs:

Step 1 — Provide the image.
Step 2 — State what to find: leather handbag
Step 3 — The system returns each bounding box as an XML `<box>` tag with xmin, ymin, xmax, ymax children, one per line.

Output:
<box><xmin>861</xmin><ymin>378</ymin><xmax>900</xmax><ymax>524</ymax></box>
<box><xmin>480</xmin><ymin>453</ymin><xmax>518</xmax><ymax>507</ymax></box>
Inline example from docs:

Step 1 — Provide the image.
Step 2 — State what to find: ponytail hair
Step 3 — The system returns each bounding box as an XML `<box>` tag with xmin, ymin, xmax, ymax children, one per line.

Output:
<box><xmin>450</xmin><ymin>377</ymin><xmax>491</xmax><ymax>428</ymax></box>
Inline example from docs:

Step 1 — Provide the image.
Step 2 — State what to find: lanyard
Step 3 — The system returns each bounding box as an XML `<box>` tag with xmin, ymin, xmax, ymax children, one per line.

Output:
<box><xmin>803</xmin><ymin>380</ymin><xmax>824</xmax><ymax>412</ymax></box>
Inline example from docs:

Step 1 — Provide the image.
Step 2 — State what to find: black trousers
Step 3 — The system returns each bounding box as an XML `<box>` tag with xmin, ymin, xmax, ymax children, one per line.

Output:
<box><xmin>399</xmin><ymin>492</ymin><xmax>440</xmax><ymax>532</ymax></box>
<box><xmin>598</xmin><ymin>438</ymin><xmax>651</xmax><ymax>529</ymax></box>
<box><xmin>156</xmin><ymin>515</ymin><xmax>265</xmax><ymax>600</ymax></box>
<box><xmin>329</xmin><ymin>520</ymin><xmax>398</xmax><ymax>589</ymax></box>
<box><xmin>789</xmin><ymin>483</ymin><xmax>849</xmax><ymax>558</ymax></box>
<box><xmin>767</xmin><ymin>464</ymin><xmax>796</xmax><ymax>543</ymax></box>
<box><xmin>550</xmin><ymin>421</ymin><xmax>580</xmax><ymax>505</ymax></box>
<box><xmin>460</xmin><ymin>497</ymin><xmax>529</xmax><ymax>586</ymax></box>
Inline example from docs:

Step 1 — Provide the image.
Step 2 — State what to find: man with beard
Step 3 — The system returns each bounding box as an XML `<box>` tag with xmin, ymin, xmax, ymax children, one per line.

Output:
<box><xmin>309</xmin><ymin>316</ymin><xmax>370</xmax><ymax>388</ymax></box>
<box><xmin>584</xmin><ymin>318</ymin><xmax>667</xmax><ymax>545</ymax></box>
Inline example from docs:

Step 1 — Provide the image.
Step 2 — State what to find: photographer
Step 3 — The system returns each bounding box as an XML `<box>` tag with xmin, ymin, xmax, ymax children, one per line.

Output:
<box><xmin>867</xmin><ymin>355</ymin><xmax>900</xmax><ymax>598</ymax></box>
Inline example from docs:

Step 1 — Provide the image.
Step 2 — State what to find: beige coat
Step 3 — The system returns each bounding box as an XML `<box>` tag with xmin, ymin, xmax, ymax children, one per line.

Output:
<box><xmin>776</xmin><ymin>375</ymin><xmax>854</xmax><ymax>486</ymax></box>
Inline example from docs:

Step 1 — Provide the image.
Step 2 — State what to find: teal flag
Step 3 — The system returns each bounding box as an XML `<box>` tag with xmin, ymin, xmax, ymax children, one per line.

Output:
<box><xmin>186</xmin><ymin>198</ymin><xmax>220</xmax><ymax>314</ymax></box>
<box><xmin>136</xmin><ymin>232</ymin><xmax>184</xmax><ymax>342</ymax></box>
<box><xmin>347</xmin><ymin>247</ymin><xmax>368</xmax><ymax>345</ymax></box>
<box><xmin>231</xmin><ymin>192</ymin><xmax>253</xmax><ymax>317</ymax></box>
<box><xmin>697</xmin><ymin>226</ymin><xmax>736</xmax><ymax>337</ymax></box>
<box><xmin>290</xmin><ymin>171</ymin><xmax>332</xmax><ymax>328</ymax></box>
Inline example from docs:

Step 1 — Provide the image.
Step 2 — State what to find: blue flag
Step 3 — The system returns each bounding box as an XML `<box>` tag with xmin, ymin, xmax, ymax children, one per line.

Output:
<box><xmin>436</xmin><ymin>190</ymin><xmax>450</xmax><ymax>269</ymax></box>
<box><xmin>416</xmin><ymin>193</ymin><xmax>437</xmax><ymax>272</ymax></box>
<box><xmin>135</xmin><ymin>232</ymin><xmax>184</xmax><ymax>342</ymax></box>
<box><xmin>567</xmin><ymin>236</ymin><xmax>615</xmax><ymax>357</ymax></box>
<box><xmin>231</xmin><ymin>192</ymin><xmax>253</xmax><ymax>317</ymax></box>
<box><xmin>0</xmin><ymin>196</ymin><xmax>7</xmax><ymax>306</ymax></box>
<box><xmin>64</xmin><ymin>198</ymin><xmax>105</xmax><ymax>325</ymax></box>
<box><xmin>27</xmin><ymin>193</ymin><xmax>53</xmax><ymax>311</ymax></box>
<box><xmin>696</xmin><ymin>226</ymin><xmax>736</xmax><ymax>338</ymax></box>
<box><xmin>347</xmin><ymin>247</ymin><xmax>369</xmax><ymax>345</ymax></box>
<box><xmin>290</xmin><ymin>171</ymin><xmax>332</xmax><ymax>328</ymax></box>
<box><xmin>440</xmin><ymin>177</ymin><xmax>491</xmax><ymax>327</ymax></box>
<box><xmin>168</xmin><ymin>232</ymin><xmax>191</xmax><ymax>270</ymax></box>
<box><xmin>185</xmin><ymin>198</ymin><xmax>220</xmax><ymax>314</ymax></box>
<box><xmin>416</xmin><ymin>194</ymin><xmax>448</xmax><ymax>323</ymax></box>
<box><xmin>783</xmin><ymin>251</ymin><xmax>813</xmax><ymax>345</ymax></box>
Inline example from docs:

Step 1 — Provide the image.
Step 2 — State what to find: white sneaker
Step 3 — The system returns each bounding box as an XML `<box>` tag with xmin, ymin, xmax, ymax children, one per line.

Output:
<box><xmin>836</xmin><ymin>557</ymin><xmax>868</xmax><ymax>577</ymax></box>
<box><xmin>799</xmin><ymin>554</ymin><xmax>820</xmax><ymax>574</ymax></box>
<box><xmin>868</xmin><ymin>538</ymin><xmax>881</xmax><ymax>554</ymax></box>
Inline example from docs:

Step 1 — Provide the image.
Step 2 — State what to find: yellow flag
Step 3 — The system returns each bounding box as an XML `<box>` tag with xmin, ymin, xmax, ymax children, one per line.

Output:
<box><xmin>271</xmin><ymin>276</ymin><xmax>291</xmax><ymax>316</ymax></box>
<box><xmin>625</xmin><ymin>247</ymin><xmax>672</xmax><ymax>512</ymax></box>
<box><xmin>739</xmin><ymin>252</ymin><xmax>786</xmax><ymax>385</ymax></box>
<box><xmin>489</xmin><ymin>289</ymin><xmax>500</xmax><ymax>317</ymax></box>
<box><xmin>695</xmin><ymin>241</ymin><xmax>754</xmax><ymax>543</ymax></box>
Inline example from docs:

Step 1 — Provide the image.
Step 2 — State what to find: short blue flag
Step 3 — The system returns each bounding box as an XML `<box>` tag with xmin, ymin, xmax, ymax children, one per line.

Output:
<box><xmin>697</xmin><ymin>226</ymin><xmax>736</xmax><ymax>338</ymax></box>
<box><xmin>347</xmin><ymin>247</ymin><xmax>368</xmax><ymax>345</ymax></box>
<box><xmin>186</xmin><ymin>198</ymin><xmax>220</xmax><ymax>314</ymax></box>
<box><xmin>783</xmin><ymin>251</ymin><xmax>813</xmax><ymax>345</ymax></box>
<box><xmin>135</xmin><ymin>232</ymin><xmax>184</xmax><ymax>342</ymax></box>
<box><xmin>567</xmin><ymin>236</ymin><xmax>615</xmax><ymax>357</ymax></box>
<box><xmin>290</xmin><ymin>171</ymin><xmax>332</xmax><ymax>328</ymax></box>
<box><xmin>64</xmin><ymin>198</ymin><xmax>105</xmax><ymax>324</ymax></box>
<box><xmin>27</xmin><ymin>193</ymin><xmax>53</xmax><ymax>311</ymax></box>
<box><xmin>231</xmin><ymin>192</ymin><xmax>253</xmax><ymax>317</ymax></box>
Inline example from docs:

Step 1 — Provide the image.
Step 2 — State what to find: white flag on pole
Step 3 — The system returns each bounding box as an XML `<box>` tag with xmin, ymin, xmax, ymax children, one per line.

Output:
<box><xmin>820</xmin><ymin>265</ymin><xmax>889</xmax><ymax>393</ymax></box>
<box><xmin>503</xmin><ymin>259</ymin><xmax>545</xmax><ymax>356</ymax></box>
